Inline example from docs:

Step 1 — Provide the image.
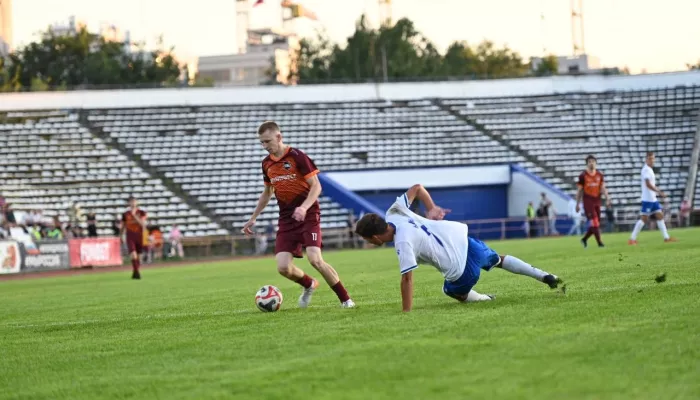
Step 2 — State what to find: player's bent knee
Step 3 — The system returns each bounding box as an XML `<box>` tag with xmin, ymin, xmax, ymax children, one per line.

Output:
<box><xmin>306</xmin><ymin>247</ymin><xmax>324</xmax><ymax>269</ymax></box>
<box><xmin>275</xmin><ymin>252</ymin><xmax>295</xmax><ymax>276</ymax></box>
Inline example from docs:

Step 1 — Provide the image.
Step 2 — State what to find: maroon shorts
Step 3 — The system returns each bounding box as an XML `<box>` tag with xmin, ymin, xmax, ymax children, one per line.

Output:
<box><xmin>583</xmin><ymin>197</ymin><xmax>601</xmax><ymax>222</ymax></box>
<box><xmin>275</xmin><ymin>213</ymin><xmax>322</xmax><ymax>258</ymax></box>
<box><xmin>126</xmin><ymin>234</ymin><xmax>144</xmax><ymax>254</ymax></box>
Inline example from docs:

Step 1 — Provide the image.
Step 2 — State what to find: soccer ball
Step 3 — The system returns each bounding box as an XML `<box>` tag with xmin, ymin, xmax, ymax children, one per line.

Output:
<box><xmin>255</xmin><ymin>285</ymin><xmax>283</xmax><ymax>312</ymax></box>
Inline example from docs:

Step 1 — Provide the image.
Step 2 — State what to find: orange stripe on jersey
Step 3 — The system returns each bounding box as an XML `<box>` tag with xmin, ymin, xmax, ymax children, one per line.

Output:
<box><xmin>303</xmin><ymin>170</ymin><xmax>319</xmax><ymax>180</ymax></box>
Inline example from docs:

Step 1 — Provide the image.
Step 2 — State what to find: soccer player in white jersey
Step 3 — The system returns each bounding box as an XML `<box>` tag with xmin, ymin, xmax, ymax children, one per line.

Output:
<box><xmin>629</xmin><ymin>152</ymin><xmax>677</xmax><ymax>245</ymax></box>
<box><xmin>354</xmin><ymin>184</ymin><xmax>562</xmax><ymax>312</ymax></box>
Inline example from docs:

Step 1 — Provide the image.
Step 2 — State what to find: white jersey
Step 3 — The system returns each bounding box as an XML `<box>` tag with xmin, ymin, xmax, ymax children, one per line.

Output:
<box><xmin>641</xmin><ymin>164</ymin><xmax>657</xmax><ymax>202</ymax></box>
<box><xmin>385</xmin><ymin>192</ymin><xmax>468</xmax><ymax>282</ymax></box>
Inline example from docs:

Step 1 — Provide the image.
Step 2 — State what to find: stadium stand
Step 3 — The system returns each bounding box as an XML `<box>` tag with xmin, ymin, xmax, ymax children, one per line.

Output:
<box><xmin>0</xmin><ymin>111</ymin><xmax>227</xmax><ymax>237</ymax></box>
<box><xmin>441</xmin><ymin>86</ymin><xmax>700</xmax><ymax>216</ymax></box>
<box><xmin>2</xmin><ymin>80</ymin><xmax>699</xmax><ymax>238</ymax></box>
<box><xmin>84</xmin><ymin>100</ymin><xmax>551</xmax><ymax>231</ymax></box>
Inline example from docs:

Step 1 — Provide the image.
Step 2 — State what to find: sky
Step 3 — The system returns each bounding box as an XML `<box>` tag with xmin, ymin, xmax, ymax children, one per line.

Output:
<box><xmin>10</xmin><ymin>0</ymin><xmax>700</xmax><ymax>74</ymax></box>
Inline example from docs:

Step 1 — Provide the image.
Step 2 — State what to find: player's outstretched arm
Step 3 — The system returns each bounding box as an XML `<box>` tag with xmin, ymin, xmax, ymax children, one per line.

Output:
<box><xmin>400</xmin><ymin>271</ymin><xmax>414</xmax><ymax>312</ymax></box>
<box><xmin>242</xmin><ymin>185</ymin><xmax>274</xmax><ymax>236</ymax></box>
<box><xmin>406</xmin><ymin>184</ymin><xmax>450</xmax><ymax>220</ymax></box>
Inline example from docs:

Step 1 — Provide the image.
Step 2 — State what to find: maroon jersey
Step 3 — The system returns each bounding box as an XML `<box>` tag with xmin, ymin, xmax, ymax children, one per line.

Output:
<box><xmin>578</xmin><ymin>170</ymin><xmax>604</xmax><ymax>203</ymax></box>
<box><xmin>262</xmin><ymin>147</ymin><xmax>320</xmax><ymax>222</ymax></box>
<box><xmin>122</xmin><ymin>208</ymin><xmax>147</xmax><ymax>244</ymax></box>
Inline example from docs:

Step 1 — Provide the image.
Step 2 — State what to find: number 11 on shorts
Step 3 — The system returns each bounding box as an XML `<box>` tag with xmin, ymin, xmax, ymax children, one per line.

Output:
<box><xmin>311</xmin><ymin>232</ymin><xmax>317</xmax><ymax>241</ymax></box>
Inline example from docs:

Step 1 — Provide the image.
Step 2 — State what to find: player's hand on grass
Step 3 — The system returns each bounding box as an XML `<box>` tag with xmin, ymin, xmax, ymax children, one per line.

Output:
<box><xmin>426</xmin><ymin>206</ymin><xmax>450</xmax><ymax>221</ymax></box>
<box><xmin>241</xmin><ymin>219</ymin><xmax>256</xmax><ymax>236</ymax></box>
<box><xmin>292</xmin><ymin>206</ymin><xmax>307</xmax><ymax>222</ymax></box>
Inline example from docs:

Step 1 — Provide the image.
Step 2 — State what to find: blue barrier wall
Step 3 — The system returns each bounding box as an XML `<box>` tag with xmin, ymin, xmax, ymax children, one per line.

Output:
<box><xmin>318</xmin><ymin>173</ymin><xmax>384</xmax><ymax>216</ymax></box>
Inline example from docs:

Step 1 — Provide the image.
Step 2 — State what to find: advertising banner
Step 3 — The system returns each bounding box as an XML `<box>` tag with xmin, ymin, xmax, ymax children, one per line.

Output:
<box><xmin>20</xmin><ymin>240</ymin><xmax>70</xmax><ymax>271</ymax></box>
<box><xmin>69</xmin><ymin>238</ymin><xmax>123</xmax><ymax>268</ymax></box>
<box><xmin>0</xmin><ymin>241</ymin><xmax>22</xmax><ymax>274</ymax></box>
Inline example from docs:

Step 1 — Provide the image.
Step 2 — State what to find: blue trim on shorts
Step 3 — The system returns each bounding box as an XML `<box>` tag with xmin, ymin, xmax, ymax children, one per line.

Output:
<box><xmin>640</xmin><ymin>201</ymin><xmax>662</xmax><ymax>215</ymax></box>
<box><xmin>442</xmin><ymin>237</ymin><xmax>500</xmax><ymax>299</ymax></box>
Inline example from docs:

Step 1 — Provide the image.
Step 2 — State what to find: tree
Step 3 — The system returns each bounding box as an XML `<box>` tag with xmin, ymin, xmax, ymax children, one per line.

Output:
<box><xmin>687</xmin><ymin>61</ymin><xmax>700</xmax><ymax>70</ymax></box>
<box><xmin>442</xmin><ymin>41</ymin><xmax>479</xmax><ymax>77</ymax></box>
<box><xmin>0</xmin><ymin>26</ymin><xmax>181</xmax><ymax>91</ymax></box>
<box><xmin>290</xmin><ymin>15</ymin><xmax>532</xmax><ymax>84</ymax></box>
<box><xmin>532</xmin><ymin>55</ymin><xmax>559</xmax><ymax>76</ymax></box>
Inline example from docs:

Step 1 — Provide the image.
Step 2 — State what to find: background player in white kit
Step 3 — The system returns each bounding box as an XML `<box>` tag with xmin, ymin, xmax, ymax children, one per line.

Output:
<box><xmin>629</xmin><ymin>152</ymin><xmax>677</xmax><ymax>245</ymax></box>
<box><xmin>354</xmin><ymin>184</ymin><xmax>562</xmax><ymax>312</ymax></box>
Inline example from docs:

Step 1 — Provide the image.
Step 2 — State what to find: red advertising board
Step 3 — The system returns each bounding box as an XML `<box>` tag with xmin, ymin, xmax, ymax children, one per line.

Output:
<box><xmin>69</xmin><ymin>238</ymin><xmax>123</xmax><ymax>268</ymax></box>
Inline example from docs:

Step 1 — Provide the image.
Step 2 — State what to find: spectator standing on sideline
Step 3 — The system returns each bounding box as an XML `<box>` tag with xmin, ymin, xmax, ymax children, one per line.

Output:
<box><xmin>525</xmin><ymin>202</ymin><xmax>536</xmax><ymax>238</ymax></box>
<box><xmin>680</xmin><ymin>197</ymin><xmax>691</xmax><ymax>227</ymax></box>
<box><xmin>4</xmin><ymin>203</ymin><xmax>17</xmax><ymax>228</ymax></box>
<box><xmin>539</xmin><ymin>193</ymin><xmax>552</xmax><ymax>236</ymax></box>
<box><xmin>168</xmin><ymin>224</ymin><xmax>185</xmax><ymax>258</ymax></box>
<box><xmin>86</xmin><ymin>210</ymin><xmax>98</xmax><ymax>237</ymax></box>
<box><xmin>605</xmin><ymin>204</ymin><xmax>615</xmax><ymax>233</ymax></box>
<box><xmin>68</xmin><ymin>202</ymin><xmax>84</xmax><ymax>226</ymax></box>
<box><xmin>568</xmin><ymin>199</ymin><xmax>584</xmax><ymax>236</ymax></box>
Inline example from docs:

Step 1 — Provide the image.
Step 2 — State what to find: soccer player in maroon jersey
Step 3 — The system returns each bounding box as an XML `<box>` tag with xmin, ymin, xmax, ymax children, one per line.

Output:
<box><xmin>242</xmin><ymin>121</ymin><xmax>355</xmax><ymax>308</ymax></box>
<box><xmin>575</xmin><ymin>155</ymin><xmax>611</xmax><ymax>248</ymax></box>
<box><xmin>120</xmin><ymin>196</ymin><xmax>147</xmax><ymax>279</ymax></box>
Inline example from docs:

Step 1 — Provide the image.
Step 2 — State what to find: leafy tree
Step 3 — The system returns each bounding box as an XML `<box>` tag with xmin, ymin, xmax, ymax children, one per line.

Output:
<box><xmin>0</xmin><ymin>26</ymin><xmax>181</xmax><ymax>91</ymax></box>
<box><xmin>687</xmin><ymin>61</ymin><xmax>700</xmax><ymax>70</ymax></box>
<box><xmin>291</xmin><ymin>15</ymin><xmax>532</xmax><ymax>84</ymax></box>
<box><xmin>532</xmin><ymin>55</ymin><xmax>559</xmax><ymax>76</ymax></box>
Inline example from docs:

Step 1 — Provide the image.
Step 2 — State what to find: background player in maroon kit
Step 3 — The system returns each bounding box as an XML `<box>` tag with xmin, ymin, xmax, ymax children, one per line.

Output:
<box><xmin>575</xmin><ymin>155</ymin><xmax>611</xmax><ymax>248</ymax></box>
<box><xmin>120</xmin><ymin>196</ymin><xmax>147</xmax><ymax>279</ymax></box>
<box><xmin>242</xmin><ymin>121</ymin><xmax>355</xmax><ymax>308</ymax></box>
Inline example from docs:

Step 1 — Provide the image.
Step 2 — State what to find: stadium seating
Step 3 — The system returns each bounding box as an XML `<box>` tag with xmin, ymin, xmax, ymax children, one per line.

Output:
<box><xmin>86</xmin><ymin>101</ymin><xmax>537</xmax><ymax>230</ymax></box>
<box><xmin>2</xmin><ymin>85</ymin><xmax>698</xmax><ymax>237</ymax></box>
<box><xmin>441</xmin><ymin>86</ymin><xmax>700</xmax><ymax>215</ymax></box>
<box><xmin>0</xmin><ymin>111</ymin><xmax>226</xmax><ymax>236</ymax></box>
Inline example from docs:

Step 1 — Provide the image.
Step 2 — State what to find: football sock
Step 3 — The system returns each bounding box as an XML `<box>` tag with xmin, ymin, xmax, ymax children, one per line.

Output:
<box><xmin>293</xmin><ymin>274</ymin><xmax>314</xmax><ymax>289</ymax></box>
<box><xmin>582</xmin><ymin>227</ymin><xmax>593</xmax><ymax>242</ymax></box>
<box><xmin>132</xmin><ymin>258</ymin><xmax>139</xmax><ymax>272</ymax></box>
<box><xmin>657</xmin><ymin>220</ymin><xmax>670</xmax><ymax>240</ymax></box>
<box><xmin>466</xmin><ymin>290</ymin><xmax>492</xmax><ymax>302</ymax></box>
<box><xmin>501</xmin><ymin>255</ymin><xmax>548</xmax><ymax>281</ymax></box>
<box><xmin>630</xmin><ymin>220</ymin><xmax>645</xmax><ymax>240</ymax></box>
<box><xmin>593</xmin><ymin>226</ymin><xmax>602</xmax><ymax>245</ymax></box>
<box><xmin>331</xmin><ymin>281</ymin><xmax>351</xmax><ymax>302</ymax></box>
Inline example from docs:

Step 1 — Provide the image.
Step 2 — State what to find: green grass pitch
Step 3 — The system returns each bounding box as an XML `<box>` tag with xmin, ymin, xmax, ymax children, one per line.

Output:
<box><xmin>1</xmin><ymin>229</ymin><xmax>699</xmax><ymax>400</ymax></box>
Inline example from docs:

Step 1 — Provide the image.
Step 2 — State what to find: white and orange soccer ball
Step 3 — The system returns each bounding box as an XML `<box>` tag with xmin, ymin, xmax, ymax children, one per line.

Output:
<box><xmin>255</xmin><ymin>285</ymin><xmax>283</xmax><ymax>312</ymax></box>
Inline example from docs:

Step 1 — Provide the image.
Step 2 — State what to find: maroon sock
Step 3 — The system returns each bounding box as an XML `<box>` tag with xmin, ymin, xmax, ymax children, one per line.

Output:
<box><xmin>593</xmin><ymin>227</ymin><xmax>602</xmax><ymax>245</ymax></box>
<box><xmin>293</xmin><ymin>274</ymin><xmax>314</xmax><ymax>289</ymax></box>
<box><xmin>582</xmin><ymin>227</ymin><xmax>593</xmax><ymax>242</ymax></box>
<box><xmin>132</xmin><ymin>258</ymin><xmax>139</xmax><ymax>272</ymax></box>
<box><xmin>331</xmin><ymin>281</ymin><xmax>351</xmax><ymax>303</ymax></box>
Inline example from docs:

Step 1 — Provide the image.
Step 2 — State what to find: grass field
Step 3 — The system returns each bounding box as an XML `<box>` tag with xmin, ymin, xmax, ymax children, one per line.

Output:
<box><xmin>1</xmin><ymin>229</ymin><xmax>699</xmax><ymax>400</ymax></box>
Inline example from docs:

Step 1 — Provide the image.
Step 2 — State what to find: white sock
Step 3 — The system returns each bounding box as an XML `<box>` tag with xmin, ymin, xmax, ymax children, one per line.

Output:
<box><xmin>630</xmin><ymin>220</ymin><xmax>645</xmax><ymax>240</ymax></box>
<box><xmin>657</xmin><ymin>220</ymin><xmax>670</xmax><ymax>240</ymax></box>
<box><xmin>500</xmin><ymin>255</ymin><xmax>548</xmax><ymax>281</ymax></box>
<box><xmin>466</xmin><ymin>290</ymin><xmax>493</xmax><ymax>302</ymax></box>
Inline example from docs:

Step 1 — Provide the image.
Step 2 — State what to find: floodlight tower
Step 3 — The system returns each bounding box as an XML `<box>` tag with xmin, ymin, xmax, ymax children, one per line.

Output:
<box><xmin>236</xmin><ymin>0</ymin><xmax>250</xmax><ymax>53</ymax></box>
<box><xmin>570</xmin><ymin>0</ymin><xmax>585</xmax><ymax>55</ymax></box>
<box><xmin>378</xmin><ymin>0</ymin><xmax>392</xmax><ymax>28</ymax></box>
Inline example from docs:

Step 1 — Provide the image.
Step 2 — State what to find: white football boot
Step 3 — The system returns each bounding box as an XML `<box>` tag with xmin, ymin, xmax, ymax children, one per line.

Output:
<box><xmin>341</xmin><ymin>299</ymin><xmax>356</xmax><ymax>308</ymax></box>
<box><xmin>298</xmin><ymin>279</ymin><xmax>319</xmax><ymax>308</ymax></box>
